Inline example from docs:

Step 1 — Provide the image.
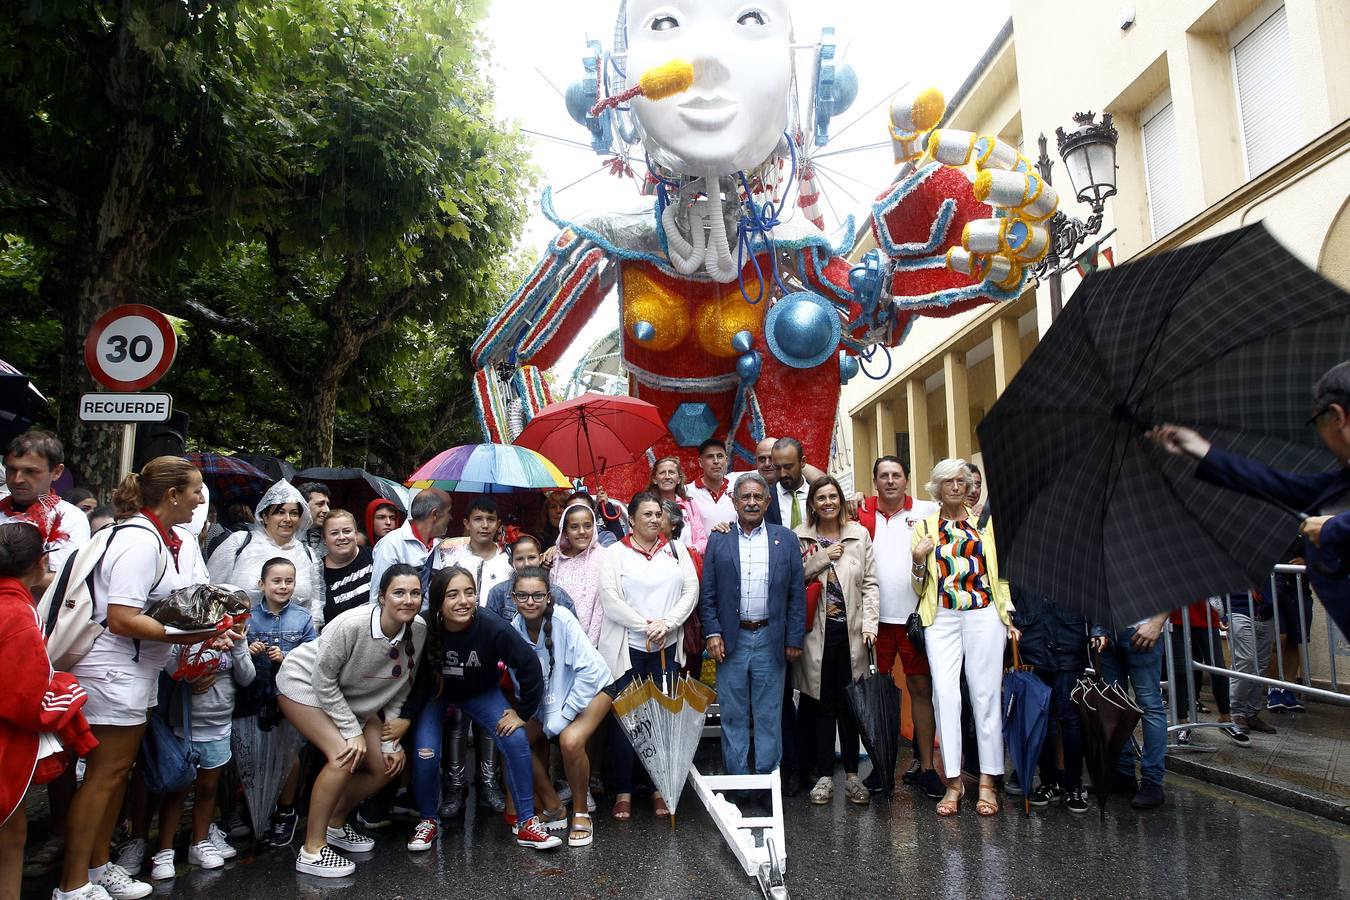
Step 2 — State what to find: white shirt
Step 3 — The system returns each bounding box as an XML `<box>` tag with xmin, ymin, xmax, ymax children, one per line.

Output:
<box><xmin>873</xmin><ymin>497</ymin><xmax>939</xmax><ymax>624</ymax></box>
<box><xmin>437</xmin><ymin>543</ymin><xmax>513</xmax><ymax>606</ymax></box>
<box><xmin>688</xmin><ymin>480</ymin><xmax>737</xmax><ymax>530</ymax></box>
<box><xmin>736</xmin><ymin>522</ymin><xmax>770</xmax><ymax>621</ymax></box>
<box><xmin>368</xmin><ymin>519</ymin><xmax>433</xmax><ymax>604</ymax></box>
<box><xmin>774</xmin><ymin>479</ymin><xmax>810</xmax><ymax>529</ymax></box>
<box><xmin>609</xmin><ymin>538</ymin><xmax>686</xmax><ymax>650</ymax></box>
<box><xmin>0</xmin><ymin>496</ymin><xmax>91</xmax><ymax>575</ymax></box>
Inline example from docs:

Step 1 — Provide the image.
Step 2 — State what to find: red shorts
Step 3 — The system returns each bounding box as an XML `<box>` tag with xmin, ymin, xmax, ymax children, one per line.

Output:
<box><xmin>876</xmin><ymin>621</ymin><xmax>929</xmax><ymax>677</ymax></box>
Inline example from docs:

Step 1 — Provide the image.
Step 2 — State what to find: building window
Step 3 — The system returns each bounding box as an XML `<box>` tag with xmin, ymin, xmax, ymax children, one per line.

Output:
<box><xmin>1231</xmin><ymin>2</ymin><xmax>1301</xmax><ymax>177</ymax></box>
<box><xmin>1141</xmin><ymin>92</ymin><xmax>1184</xmax><ymax>240</ymax></box>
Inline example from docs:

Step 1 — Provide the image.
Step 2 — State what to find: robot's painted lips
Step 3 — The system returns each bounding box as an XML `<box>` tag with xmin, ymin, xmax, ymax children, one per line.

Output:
<box><xmin>678</xmin><ymin>100</ymin><xmax>737</xmax><ymax>130</ymax></box>
<box><xmin>679</xmin><ymin>96</ymin><xmax>733</xmax><ymax>110</ymax></box>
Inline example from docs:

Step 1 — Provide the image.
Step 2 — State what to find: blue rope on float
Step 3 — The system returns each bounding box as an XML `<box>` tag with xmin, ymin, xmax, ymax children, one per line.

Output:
<box><xmin>734</xmin><ymin>133</ymin><xmax>798</xmax><ymax>304</ymax></box>
<box><xmin>858</xmin><ymin>342</ymin><xmax>893</xmax><ymax>381</ymax></box>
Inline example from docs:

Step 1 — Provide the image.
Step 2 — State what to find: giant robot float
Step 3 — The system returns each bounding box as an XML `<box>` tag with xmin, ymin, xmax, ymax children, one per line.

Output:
<box><xmin>472</xmin><ymin>0</ymin><xmax>1057</xmax><ymax>497</ymax></box>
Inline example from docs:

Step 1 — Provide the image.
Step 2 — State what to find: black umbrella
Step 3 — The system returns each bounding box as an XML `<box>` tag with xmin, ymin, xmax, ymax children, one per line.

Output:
<box><xmin>0</xmin><ymin>359</ymin><xmax>49</xmax><ymax>439</ymax></box>
<box><xmin>845</xmin><ymin>647</ymin><xmax>902</xmax><ymax>800</ymax></box>
<box><xmin>1071</xmin><ymin>675</ymin><xmax>1141</xmax><ymax>819</ymax></box>
<box><xmin>233</xmin><ymin>453</ymin><xmax>297</xmax><ymax>484</ymax></box>
<box><xmin>978</xmin><ymin>223</ymin><xmax>1350</xmax><ymax>629</ymax></box>
<box><xmin>294</xmin><ymin>467</ymin><xmax>408</xmax><ymax>515</ymax></box>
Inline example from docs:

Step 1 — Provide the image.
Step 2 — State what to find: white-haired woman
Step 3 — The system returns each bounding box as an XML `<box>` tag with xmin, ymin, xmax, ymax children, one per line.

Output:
<box><xmin>911</xmin><ymin>458</ymin><xmax>1017</xmax><ymax>817</ymax></box>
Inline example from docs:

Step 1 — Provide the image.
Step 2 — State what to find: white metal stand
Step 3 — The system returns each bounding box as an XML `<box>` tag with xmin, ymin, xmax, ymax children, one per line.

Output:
<box><xmin>687</xmin><ymin>766</ymin><xmax>788</xmax><ymax>899</ymax></box>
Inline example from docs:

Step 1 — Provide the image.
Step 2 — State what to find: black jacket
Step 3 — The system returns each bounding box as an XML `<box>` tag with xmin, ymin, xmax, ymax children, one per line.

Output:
<box><xmin>401</xmin><ymin>609</ymin><xmax>544</xmax><ymax>721</ymax></box>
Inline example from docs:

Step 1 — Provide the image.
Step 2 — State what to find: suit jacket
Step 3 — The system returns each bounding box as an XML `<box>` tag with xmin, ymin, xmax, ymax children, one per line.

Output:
<box><xmin>764</xmin><ymin>494</ymin><xmax>782</xmax><ymax>527</ymax></box>
<box><xmin>698</xmin><ymin>521</ymin><xmax>806</xmax><ymax>660</ymax></box>
<box><xmin>1196</xmin><ymin>445</ymin><xmax>1350</xmax><ymax>638</ymax></box>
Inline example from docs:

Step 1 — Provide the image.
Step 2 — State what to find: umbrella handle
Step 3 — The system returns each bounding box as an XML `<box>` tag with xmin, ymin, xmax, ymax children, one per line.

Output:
<box><xmin>1010</xmin><ymin>635</ymin><xmax>1022</xmax><ymax>670</ymax></box>
<box><xmin>867</xmin><ymin>643</ymin><xmax>878</xmax><ymax>676</ymax></box>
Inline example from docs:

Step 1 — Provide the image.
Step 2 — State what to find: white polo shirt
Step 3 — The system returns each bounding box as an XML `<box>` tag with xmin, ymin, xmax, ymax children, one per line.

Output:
<box><xmin>873</xmin><ymin>496</ymin><xmax>939</xmax><ymax>624</ymax></box>
<box><xmin>688</xmin><ymin>479</ymin><xmax>737</xmax><ymax>530</ymax></box>
<box><xmin>437</xmin><ymin>543</ymin><xmax>513</xmax><ymax>606</ymax></box>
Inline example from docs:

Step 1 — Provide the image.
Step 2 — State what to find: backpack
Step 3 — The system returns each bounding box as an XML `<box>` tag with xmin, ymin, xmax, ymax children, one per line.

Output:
<box><xmin>36</xmin><ymin>522</ymin><xmax>169</xmax><ymax>671</ymax></box>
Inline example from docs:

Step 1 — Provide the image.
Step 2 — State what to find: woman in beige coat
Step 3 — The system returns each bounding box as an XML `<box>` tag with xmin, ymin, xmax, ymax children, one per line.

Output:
<box><xmin>793</xmin><ymin>475</ymin><xmax>879</xmax><ymax>806</ymax></box>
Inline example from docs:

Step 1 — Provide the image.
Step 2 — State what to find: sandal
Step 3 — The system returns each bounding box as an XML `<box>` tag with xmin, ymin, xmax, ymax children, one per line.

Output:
<box><xmin>936</xmin><ymin>783</ymin><xmax>964</xmax><ymax>817</ymax></box>
<box><xmin>611</xmin><ymin>797</ymin><xmax>632</xmax><ymax>821</ymax></box>
<box><xmin>976</xmin><ymin>784</ymin><xmax>1000</xmax><ymax>817</ymax></box>
<box><xmin>539</xmin><ymin>805</ymin><xmax>569</xmax><ymax>832</ymax></box>
<box><xmin>653</xmin><ymin>795</ymin><xmax>670</xmax><ymax>818</ymax></box>
<box><xmin>569</xmin><ymin>813</ymin><xmax>594</xmax><ymax>847</ymax></box>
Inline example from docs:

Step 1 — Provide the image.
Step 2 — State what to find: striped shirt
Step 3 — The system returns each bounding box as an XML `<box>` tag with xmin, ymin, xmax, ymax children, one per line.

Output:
<box><xmin>935</xmin><ymin>518</ymin><xmax>992</xmax><ymax>611</ymax></box>
<box><xmin>323</xmin><ymin>547</ymin><xmax>374</xmax><ymax>625</ymax></box>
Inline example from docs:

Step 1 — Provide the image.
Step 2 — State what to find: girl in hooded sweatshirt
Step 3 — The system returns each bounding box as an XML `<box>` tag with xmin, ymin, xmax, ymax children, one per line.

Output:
<box><xmin>0</xmin><ymin>522</ymin><xmax>97</xmax><ymax>900</ymax></box>
<box><xmin>363</xmin><ymin>499</ymin><xmax>403</xmax><ymax>547</ymax></box>
<box><xmin>549</xmin><ymin>501</ymin><xmax>607</xmax><ymax>647</ymax></box>
<box><xmin>208</xmin><ymin>481</ymin><xmax>322</xmax><ymax>626</ymax></box>
<box><xmin>508</xmin><ymin>566</ymin><xmax>611</xmax><ymax>848</ymax></box>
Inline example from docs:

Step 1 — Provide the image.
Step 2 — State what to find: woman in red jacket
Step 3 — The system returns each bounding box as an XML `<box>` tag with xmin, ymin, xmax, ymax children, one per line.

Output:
<box><xmin>0</xmin><ymin>522</ymin><xmax>97</xmax><ymax>900</ymax></box>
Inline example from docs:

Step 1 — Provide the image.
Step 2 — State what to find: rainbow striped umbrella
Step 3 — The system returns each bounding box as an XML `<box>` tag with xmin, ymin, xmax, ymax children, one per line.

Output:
<box><xmin>405</xmin><ymin>442</ymin><xmax>570</xmax><ymax>493</ymax></box>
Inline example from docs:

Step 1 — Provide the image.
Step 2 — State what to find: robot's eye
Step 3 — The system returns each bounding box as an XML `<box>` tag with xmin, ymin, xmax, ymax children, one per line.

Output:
<box><xmin>650</xmin><ymin>15</ymin><xmax>679</xmax><ymax>31</ymax></box>
<box><xmin>737</xmin><ymin>9</ymin><xmax>767</xmax><ymax>26</ymax></box>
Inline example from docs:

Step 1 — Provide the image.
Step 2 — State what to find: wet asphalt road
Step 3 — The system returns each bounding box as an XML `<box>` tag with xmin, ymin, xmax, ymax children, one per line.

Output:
<box><xmin>24</xmin><ymin>758</ymin><xmax>1349</xmax><ymax>900</ymax></box>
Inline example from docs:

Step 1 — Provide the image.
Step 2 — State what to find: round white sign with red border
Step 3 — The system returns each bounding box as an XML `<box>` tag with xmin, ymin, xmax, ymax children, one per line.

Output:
<box><xmin>83</xmin><ymin>304</ymin><xmax>178</xmax><ymax>391</ymax></box>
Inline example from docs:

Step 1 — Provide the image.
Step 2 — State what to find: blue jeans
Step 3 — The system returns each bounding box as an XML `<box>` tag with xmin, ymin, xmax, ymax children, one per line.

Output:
<box><xmin>411</xmin><ymin>689</ymin><xmax>534</xmax><ymax>824</ymax></box>
<box><xmin>609</xmin><ymin>644</ymin><xmax>680</xmax><ymax>794</ymax></box>
<box><xmin>1097</xmin><ymin>628</ymin><xmax>1166</xmax><ymax>785</ymax></box>
<box><xmin>1036</xmin><ymin>669</ymin><xmax>1083</xmax><ymax>790</ymax></box>
<box><xmin>717</xmin><ymin>627</ymin><xmax>785</xmax><ymax>775</ymax></box>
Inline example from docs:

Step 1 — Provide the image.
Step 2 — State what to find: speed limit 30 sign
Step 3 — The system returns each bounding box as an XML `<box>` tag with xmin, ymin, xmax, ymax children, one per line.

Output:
<box><xmin>83</xmin><ymin>304</ymin><xmax>178</xmax><ymax>391</ymax></box>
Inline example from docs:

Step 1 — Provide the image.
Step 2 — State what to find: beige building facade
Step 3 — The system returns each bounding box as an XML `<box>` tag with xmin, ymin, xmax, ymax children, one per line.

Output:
<box><xmin>841</xmin><ymin>0</ymin><xmax>1349</xmax><ymax>493</ymax></box>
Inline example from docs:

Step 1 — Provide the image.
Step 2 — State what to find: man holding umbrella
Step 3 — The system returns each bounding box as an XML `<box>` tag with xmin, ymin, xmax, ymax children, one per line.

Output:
<box><xmin>1150</xmin><ymin>360</ymin><xmax>1350</xmax><ymax>643</ymax></box>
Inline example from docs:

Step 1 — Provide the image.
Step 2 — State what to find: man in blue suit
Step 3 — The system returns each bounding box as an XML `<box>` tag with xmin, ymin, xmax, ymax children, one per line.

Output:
<box><xmin>1151</xmin><ymin>360</ymin><xmax>1350</xmax><ymax>639</ymax></box>
<box><xmin>700</xmin><ymin>472</ymin><xmax>807</xmax><ymax>777</ymax></box>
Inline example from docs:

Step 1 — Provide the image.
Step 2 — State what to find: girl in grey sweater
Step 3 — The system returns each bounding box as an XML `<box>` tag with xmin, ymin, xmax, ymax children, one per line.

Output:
<box><xmin>276</xmin><ymin>563</ymin><xmax>426</xmax><ymax>878</ymax></box>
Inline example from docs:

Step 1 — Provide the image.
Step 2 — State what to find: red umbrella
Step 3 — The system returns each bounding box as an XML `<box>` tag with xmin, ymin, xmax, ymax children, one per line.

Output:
<box><xmin>512</xmin><ymin>394</ymin><xmax>668</xmax><ymax>480</ymax></box>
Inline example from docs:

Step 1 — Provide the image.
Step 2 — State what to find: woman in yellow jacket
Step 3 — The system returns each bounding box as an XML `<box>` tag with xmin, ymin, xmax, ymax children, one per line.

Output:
<box><xmin>911</xmin><ymin>459</ymin><xmax>1018</xmax><ymax>817</ymax></box>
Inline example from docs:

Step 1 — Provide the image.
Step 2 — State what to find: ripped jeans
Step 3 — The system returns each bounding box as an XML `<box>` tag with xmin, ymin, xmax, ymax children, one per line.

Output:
<box><xmin>411</xmin><ymin>689</ymin><xmax>534</xmax><ymax>825</ymax></box>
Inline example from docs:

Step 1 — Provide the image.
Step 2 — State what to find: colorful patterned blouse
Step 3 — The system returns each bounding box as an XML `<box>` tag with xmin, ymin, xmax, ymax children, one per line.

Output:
<box><xmin>935</xmin><ymin>518</ymin><xmax>992</xmax><ymax>611</ymax></box>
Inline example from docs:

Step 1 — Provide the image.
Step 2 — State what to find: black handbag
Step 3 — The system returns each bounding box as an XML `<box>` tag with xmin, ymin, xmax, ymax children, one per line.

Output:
<box><xmin>905</xmin><ymin>611</ymin><xmax>926</xmax><ymax>655</ymax></box>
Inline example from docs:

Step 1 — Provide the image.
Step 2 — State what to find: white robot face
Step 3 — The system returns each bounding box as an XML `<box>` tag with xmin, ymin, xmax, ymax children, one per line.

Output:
<box><xmin>625</xmin><ymin>0</ymin><xmax>793</xmax><ymax>176</ymax></box>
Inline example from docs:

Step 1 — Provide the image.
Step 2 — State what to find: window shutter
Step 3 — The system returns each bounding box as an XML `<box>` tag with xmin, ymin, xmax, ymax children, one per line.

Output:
<box><xmin>1142</xmin><ymin>101</ymin><xmax>1184</xmax><ymax>240</ymax></box>
<box><xmin>1232</xmin><ymin>5</ymin><xmax>1301</xmax><ymax>177</ymax></box>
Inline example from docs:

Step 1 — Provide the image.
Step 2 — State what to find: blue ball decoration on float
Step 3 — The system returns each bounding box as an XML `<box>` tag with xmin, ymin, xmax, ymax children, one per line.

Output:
<box><xmin>764</xmin><ymin>291</ymin><xmax>841</xmax><ymax>369</ymax></box>
<box><xmin>839</xmin><ymin>351</ymin><xmax>860</xmax><ymax>385</ymax></box>
<box><xmin>737</xmin><ymin>351</ymin><xmax>763</xmax><ymax>385</ymax></box>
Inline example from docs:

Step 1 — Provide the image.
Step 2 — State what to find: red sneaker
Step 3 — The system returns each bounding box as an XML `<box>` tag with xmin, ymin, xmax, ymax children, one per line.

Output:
<box><xmin>513</xmin><ymin>816</ymin><xmax>562</xmax><ymax>850</ymax></box>
<box><xmin>406</xmin><ymin>819</ymin><xmax>438</xmax><ymax>852</ymax></box>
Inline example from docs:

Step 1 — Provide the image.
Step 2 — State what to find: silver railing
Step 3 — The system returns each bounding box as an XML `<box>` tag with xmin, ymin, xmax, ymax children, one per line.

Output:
<box><xmin>1165</xmin><ymin>564</ymin><xmax>1349</xmax><ymax>752</ymax></box>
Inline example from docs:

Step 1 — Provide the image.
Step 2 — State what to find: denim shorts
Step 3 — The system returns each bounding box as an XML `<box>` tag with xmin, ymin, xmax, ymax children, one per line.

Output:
<box><xmin>190</xmin><ymin>737</ymin><xmax>233</xmax><ymax>770</ymax></box>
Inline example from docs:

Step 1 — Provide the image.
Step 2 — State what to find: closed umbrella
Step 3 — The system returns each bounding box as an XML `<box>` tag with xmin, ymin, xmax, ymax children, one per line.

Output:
<box><xmin>406</xmin><ymin>442</ymin><xmax>570</xmax><ymax>493</ymax></box>
<box><xmin>844</xmin><ymin>647</ymin><xmax>902</xmax><ymax>800</ymax></box>
<box><xmin>612</xmin><ymin>657</ymin><xmax>715</xmax><ymax>826</ymax></box>
<box><xmin>185</xmin><ymin>453</ymin><xmax>271</xmax><ymax>507</ymax></box>
<box><xmin>513</xmin><ymin>393</ymin><xmax>668</xmax><ymax>479</ymax></box>
<box><xmin>977</xmin><ymin>223</ymin><xmax>1350</xmax><ymax>630</ymax></box>
<box><xmin>1002</xmin><ymin>639</ymin><xmax>1052</xmax><ymax>816</ymax></box>
<box><xmin>1072</xmin><ymin>674</ymin><xmax>1142</xmax><ymax>819</ymax></box>
<box><xmin>294</xmin><ymin>467</ymin><xmax>408</xmax><ymax>514</ymax></box>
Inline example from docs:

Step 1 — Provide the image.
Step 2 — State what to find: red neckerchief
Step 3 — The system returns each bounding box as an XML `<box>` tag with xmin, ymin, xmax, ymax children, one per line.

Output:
<box><xmin>621</xmin><ymin>534</ymin><xmax>669</xmax><ymax>561</ymax></box>
<box><xmin>140</xmin><ymin>508</ymin><xmax>182</xmax><ymax>563</ymax></box>
<box><xmin>875</xmin><ymin>494</ymin><xmax>914</xmax><ymax>521</ymax></box>
<box><xmin>0</xmin><ymin>491</ymin><xmax>70</xmax><ymax>548</ymax></box>
<box><xmin>410</xmin><ymin>520</ymin><xmax>434</xmax><ymax>550</ymax></box>
<box><xmin>700</xmin><ymin>479</ymin><xmax>729</xmax><ymax>504</ymax></box>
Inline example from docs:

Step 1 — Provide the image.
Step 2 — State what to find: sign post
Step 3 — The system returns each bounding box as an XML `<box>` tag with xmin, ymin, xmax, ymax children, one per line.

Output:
<box><xmin>81</xmin><ymin>304</ymin><xmax>179</xmax><ymax>479</ymax></box>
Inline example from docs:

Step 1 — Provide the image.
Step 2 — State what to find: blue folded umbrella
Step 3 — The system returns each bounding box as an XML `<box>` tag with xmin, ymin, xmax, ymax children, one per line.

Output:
<box><xmin>1003</xmin><ymin>642</ymin><xmax>1052</xmax><ymax>816</ymax></box>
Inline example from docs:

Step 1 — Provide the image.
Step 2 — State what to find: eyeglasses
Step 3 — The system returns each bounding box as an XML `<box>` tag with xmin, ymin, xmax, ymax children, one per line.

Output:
<box><xmin>1307</xmin><ymin>406</ymin><xmax>1332</xmax><ymax>427</ymax></box>
<box><xmin>511</xmin><ymin>591</ymin><xmax>549</xmax><ymax>603</ymax></box>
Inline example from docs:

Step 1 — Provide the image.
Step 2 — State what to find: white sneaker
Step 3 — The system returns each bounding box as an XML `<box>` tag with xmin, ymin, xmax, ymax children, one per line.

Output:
<box><xmin>295</xmin><ymin>845</ymin><xmax>356</xmax><ymax>878</ymax></box>
<box><xmin>112</xmin><ymin>839</ymin><xmax>146</xmax><ymax>877</ymax></box>
<box><xmin>50</xmin><ymin>885</ymin><xmax>112</xmax><ymax>900</ymax></box>
<box><xmin>148</xmin><ymin>850</ymin><xmax>175</xmax><ymax>881</ymax></box>
<box><xmin>95</xmin><ymin>863</ymin><xmax>152</xmax><ymax>899</ymax></box>
<box><xmin>206</xmin><ymin>823</ymin><xmax>238</xmax><ymax>860</ymax></box>
<box><xmin>187</xmin><ymin>841</ymin><xmax>224</xmax><ymax>871</ymax></box>
<box><xmin>325</xmin><ymin>823</ymin><xmax>374</xmax><ymax>852</ymax></box>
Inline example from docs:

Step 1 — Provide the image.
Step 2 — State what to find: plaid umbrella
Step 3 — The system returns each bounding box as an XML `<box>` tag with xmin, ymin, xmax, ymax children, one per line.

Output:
<box><xmin>977</xmin><ymin>223</ymin><xmax>1350</xmax><ymax>630</ymax></box>
<box><xmin>185</xmin><ymin>453</ymin><xmax>271</xmax><ymax>506</ymax></box>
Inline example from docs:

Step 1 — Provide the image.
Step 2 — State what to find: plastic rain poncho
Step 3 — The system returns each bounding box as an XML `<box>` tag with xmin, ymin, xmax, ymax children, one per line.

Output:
<box><xmin>207</xmin><ymin>480</ymin><xmax>323</xmax><ymax>626</ymax></box>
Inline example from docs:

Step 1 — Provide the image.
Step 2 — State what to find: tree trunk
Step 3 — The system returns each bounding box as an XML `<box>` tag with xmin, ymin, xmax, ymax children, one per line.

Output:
<box><xmin>298</xmin><ymin>372</ymin><xmax>340</xmax><ymax>469</ymax></box>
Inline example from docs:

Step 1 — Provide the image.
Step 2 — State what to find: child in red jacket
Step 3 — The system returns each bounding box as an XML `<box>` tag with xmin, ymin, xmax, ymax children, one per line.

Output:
<box><xmin>0</xmin><ymin>521</ymin><xmax>98</xmax><ymax>899</ymax></box>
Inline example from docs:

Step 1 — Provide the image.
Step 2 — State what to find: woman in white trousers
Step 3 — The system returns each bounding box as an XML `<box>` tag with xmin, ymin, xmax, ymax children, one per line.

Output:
<box><xmin>911</xmin><ymin>459</ymin><xmax>1018</xmax><ymax>817</ymax></box>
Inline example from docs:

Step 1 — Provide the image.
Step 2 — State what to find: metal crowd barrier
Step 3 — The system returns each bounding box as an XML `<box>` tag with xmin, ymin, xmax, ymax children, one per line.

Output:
<box><xmin>1164</xmin><ymin>564</ymin><xmax>1349</xmax><ymax>752</ymax></box>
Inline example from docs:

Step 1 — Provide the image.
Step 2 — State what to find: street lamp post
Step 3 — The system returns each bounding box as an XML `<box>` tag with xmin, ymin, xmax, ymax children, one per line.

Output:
<box><xmin>1030</xmin><ymin>111</ymin><xmax>1120</xmax><ymax>319</ymax></box>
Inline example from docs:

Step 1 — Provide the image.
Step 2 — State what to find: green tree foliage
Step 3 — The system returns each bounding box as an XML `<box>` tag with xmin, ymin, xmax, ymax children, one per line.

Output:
<box><xmin>0</xmin><ymin>0</ymin><xmax>532</xmax><ymax>488</ymax></box>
